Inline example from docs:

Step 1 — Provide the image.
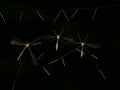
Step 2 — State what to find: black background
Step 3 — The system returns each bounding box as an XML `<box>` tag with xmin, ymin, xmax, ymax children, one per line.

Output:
<box><xmin>0</xmin><ymin>1</ymin><xmax>120</xmax><ymax>90</ymax></box>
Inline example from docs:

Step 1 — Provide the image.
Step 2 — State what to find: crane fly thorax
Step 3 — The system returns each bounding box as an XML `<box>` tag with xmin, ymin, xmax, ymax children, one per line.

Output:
<box><xmin>26</xmin><ymin>42</ymin><xmax>30</xmax><ymax>47</ymax></box>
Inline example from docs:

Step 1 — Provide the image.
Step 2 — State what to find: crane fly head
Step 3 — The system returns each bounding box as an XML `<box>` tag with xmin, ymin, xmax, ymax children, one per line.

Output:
<box><xmin>81</xmin><ymin>42</ymin><xmax>85</xmax><ymax>46</ymax></box>
<box><xmin>57</xmin><ymin>35</ymin><xmax>60</xmax><ymax>40</ymax></box>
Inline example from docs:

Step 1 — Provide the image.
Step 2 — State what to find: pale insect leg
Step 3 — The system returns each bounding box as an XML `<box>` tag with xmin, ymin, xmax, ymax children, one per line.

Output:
<box><xmin>77</xmin><ymin>33</ymin><xmax>82</xmax><ymax>42</ymax></box>
<box><xmin>70</xmin><ymin>9</ymin><xmax>79</xmax><ymax>19</ymax></box>
<box><xmin>19</xmin><ymin>11</ymin><xmax>23</xmax><ymax>23</ymax></box>
<box><xmin>0</xmin><ymin>12</ymin><xmax>6</xmax><ymax>24</ymax></box>
<box><xmin>61</xmin><ymin>57</ymin><xmax>65</xmax><ymax>67</ymax></box>
<box><xmin>53</xmin><ymin>10</ymin><xmax>62</xmax><ymax>23</ymax></box>
<box><xmin>92</xmin><ymin>7</ymin><xmax>98</xmax><ymax>21</ymax></box>
<box><xmin>12</xmin><ymin>61</ymin><xmax>24</xmax><ymax>90</ymax></box>
<box><xmin>62</xmin><ymin>10</ymin><xmax>70</xmax><ymax>22</ymax></box>
<box><xmin>41</xmin><ymin>66</ymin><xmax>50</xmax><ymax>76</ymax></box>
<box><xmin>94</xmin><ymin>62</ymin><xmax>107</xmax><ymax>80</ymax></box>
<box><xmin>83</xmin><ymin>34</ymin><xmax>88</xmax><ymax>42</ymax></box>
<box><xmin>35</xmin><ymin>10</ymin><xmax>45</xmax><ymax>22</ymax></box>
<box><xmin>49</xmin><ymin>45</ymin><xmax>81</xmax><ymax>65</ymax></box>
<box><xmin>90</xmin><ymin>53</ymin><xmax>107</xmax><ymax>80</ymax></box>
<box><xmin>17</xmin><ymin>46</ymin><xmax>27</xmax><ymax>61</ymax></box>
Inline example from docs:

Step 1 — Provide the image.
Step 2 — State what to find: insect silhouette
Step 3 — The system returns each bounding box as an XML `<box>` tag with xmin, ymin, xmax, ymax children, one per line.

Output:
<box><xmin>48</xmin><ymin>33</ymin><xmax>106</xmax><ymax>80</ymax></box>
<box><xmin>10</xmin><ymin>37</ymin><xmax>50</xmax><ymax>90</ymax></box>
<box><xmin>46</xmin><ymin>29</ymin><xmax>74</xmax><ymax>66</ymax></box>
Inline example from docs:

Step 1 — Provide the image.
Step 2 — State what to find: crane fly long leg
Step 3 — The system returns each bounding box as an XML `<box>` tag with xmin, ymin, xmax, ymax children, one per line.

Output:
<box><xmin>53</xmin><ymin>10</ymin><xmax>62</xmax><ymax>23</ymax></box>
<box><xmin>12</xmin><ymin>61</ymin><xmax>24</xmax><ymax>90</ymax></box>
<box><xmin>19</xmin><ymin>11</ymin><xmax>23</xmax><ymax>23</ymax></box>
<box><xmin>49</xmin><ymin>59</ymin><xmax>59</xmax><ymax>65</ymax></box>
<box><xmin>0</xmin><ymin>12</ymin><xmax>6</xmax><ymax>24</ymax></box>
<box><xmin>62</xmin><ymin>10</ymin><xmax>70</xmax><ymax>22</ymax></box>
<box><xmin>48</xmin><ymin>45</ymin><xmax>81</xmax><ymax>65</ymax></box>
<box><xmin>89</xmin><ymin>51</ymin><xmax>107</xmax><ymax>80</ymax></box>
<box><xmin>70</xmin><ymin>9</ymin><xmax>79</xmax><ymax>19</ymax></box>
<box><xmin>61</xmin><ymin>57</ymin><xmax>65</xmax><ymax>67</ymax></box>
<box><xmin>30</xmin><ymin>35</ymin><xmax>52</xmax><ymax>44</ymax></box>
<box><xmin>17</xmin><ymin>46</ymin><xmax>27</xmax><ymax>61</ymax></box>
<box><xmin>94</xmin><ymin>62</ymin><xmax>107</xmax><ymax>80</ymax></box>
<box><xmin>28</xmin><ymin>47</ymin><xmax>38</xmax><ymax>66</ymax></box>
<box><xmin>35</xmin><ymin>10</ymin><xmax>45</xmax><ymax>22</ymax></box>
<box><xmin>92</xmin><ymin>7</ymin><xmax>98</xmax><ymax>21</ymax></box>
<box><xmin>41</xmin><ymin>66</ymin><xmax>50</xmax><ymax>76</ymax></box>
<box><xmin>83</xmin><ymin>34</ymin><xmax>88</xmax><ymax>42</ymax></box>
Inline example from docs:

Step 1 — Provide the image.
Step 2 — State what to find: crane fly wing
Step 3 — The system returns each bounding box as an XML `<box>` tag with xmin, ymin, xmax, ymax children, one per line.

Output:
<box><xmin>10</xmin><ymin>40</ymin><xmax>25</xmax><ymax>46</ymax></box>
<box><xmin>12</xmin><ymin>37</ymin><xmax>25</xmax><ymax>44</ymax></box>
<box><xmin>31</xmin><ymin>42</ymin><xmax>42</xmax><ymax>46</ymax></box>
<box><xmin>28</xmin><ymin>47</ymin><xmax>38</xmax><ymax>66</ymax></box>
<box><xmin>86</xmin><ymin>44</ymin><xmax>100</xmax><ymax>48</ymax></box>
<box><xmin>62</xmin><ymin>37</ymin><xmax>74</xmax><ymax>42</ymax></box>
<box><xmin>94</xmin><ymin>62</ymin><xmax>107</xmax><ymax>80</ymax></box>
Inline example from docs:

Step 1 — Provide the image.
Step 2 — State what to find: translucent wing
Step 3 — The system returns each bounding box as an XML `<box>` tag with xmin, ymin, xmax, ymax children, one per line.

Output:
<box><xmin>62</xmin><ymin>37</ymin><xmax>74</xmax><ymax>42</ymax></box>
<box><xmin>31</xmin><ymin>42</ymin><xmax>42</xmax><ymax>46</ymax></box>
<box><xmin>86</xmin><ymin>43</ymin><xmax>100</xmax><ymax>48</ymax></box>
<box><xmin>28</xmin><ymin>47</ymin><xmax>38</xmax><ymax>66</ymax></box>
<box><xmin>10</xmin><ymin>40</ymin><xmax>25</xmax><ymax>46</ymax></box>
<box><xmin>12</xmin><ymin>37</ymin><xmax>25</xmax><ymax>44</ymax></box>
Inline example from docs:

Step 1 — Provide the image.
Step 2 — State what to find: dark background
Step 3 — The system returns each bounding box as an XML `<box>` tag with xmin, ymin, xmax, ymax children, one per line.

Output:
<box><xmin>0</xmin><ymin>1</ymin><xmax>120</xmax><ymax>90</ymax></box>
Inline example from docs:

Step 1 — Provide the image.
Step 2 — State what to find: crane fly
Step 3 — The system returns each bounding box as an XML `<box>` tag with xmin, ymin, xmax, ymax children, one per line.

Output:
<box><xmin>11</xmin><ymin>37</ymin><xmax>50</xmax><ymax>90</ymax></box>
<box><xmin>46</xmin><ymin>29</ymin><xmax>74</xmax><ymax>52</ymax></box>
<box><xmin>10</xmin><ymin>36</ymin><xmax>49</xmax><ymax>65</ymax></box>
<box><xmin>46</xmin><ymin>29</ymin><xmax>74</xmax><ymax>66</ymax></box>
<box><xmin>11</xmin><ymin>50</ymin><xmax>50</xmax><ymax>90</ymax></box>
<box><xmin>75</xmin><ymin>33</ymin><xmax>100</xmax><ymax>58</ymax></box>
